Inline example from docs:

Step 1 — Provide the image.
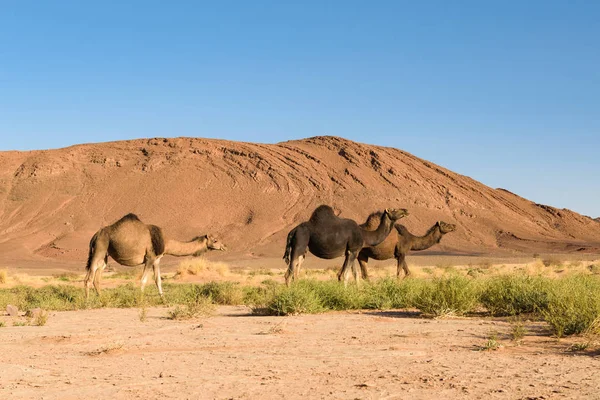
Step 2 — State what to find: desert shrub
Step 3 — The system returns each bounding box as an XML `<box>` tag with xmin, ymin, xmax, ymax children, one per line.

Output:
<box><xmin>16</xmin><ymin>285</ymin><xmax>84</xmax><ymax>311</ymax></box>
<box><xmin>0</xmin><ymin>270</ymin><xmax>7</xmax><ymax>284</ymax></box>
<box><xmin>243</xmin><ymin>280</ymin><xmax>281</xmax><ymax>315</ymax></box>
<box><xmin>309</xmin><ymin>280</ymin><xmax>365</xmax><ymax>310</ymax></box>
<box><xmin>480</xmin><ymin>274</ymin><xmax>550</xmax><ymax>316</ymax></box>
<box><xmin>415</xmin><ymin>275</ymin><xmax>479</xmax><ymax>317</ymax></box>
<box><xmin>98</xmin><ymin>283</ymin><xmax>143</xmax><ymax>308</ymax></box>
<box><xmin>266</xmin><ymin>282</ymin><xmax>324</xmax><ymax>316</ymax></box>
<box><xmin>541</xmin><ymin>274</ymin><xmax>600</xmax><ymax>337</ymax></box>
<box><xmin>197</xmin><ymin>281</ymin><xmax>244</xmax><ymax>305</ymax></box>
<box><xmin>363</xmin><ymin>278</ymin><xmax>425</xmax><ymax>310</ymax></box>
<box><xmin>167</xmin><ymin>296</ymin><xmax>215</xmax><ymax>320</ymax></box>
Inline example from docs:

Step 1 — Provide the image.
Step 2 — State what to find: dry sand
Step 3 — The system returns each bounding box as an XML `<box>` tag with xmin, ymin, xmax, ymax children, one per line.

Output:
<box><xmin>1</xmin><ymin>305</ymin><xmax>599</xmax><ymax>400</ymax></box>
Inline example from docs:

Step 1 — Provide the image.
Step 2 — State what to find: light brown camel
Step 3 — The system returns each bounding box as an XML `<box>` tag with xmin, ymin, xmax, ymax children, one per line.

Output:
<box><xmin>358</xmin><ymin>217</ymin><xmax>456</xmax><ymax>279</ymax></box>
<box><xmin>84</xmin><ymin>213</ymin><xmax>227</xmax><ymax>299</ymax></box>
<box><xmin>282</xmin><ymin>205</ymin><xmax>409</xmax><ymax>286</ymax></box>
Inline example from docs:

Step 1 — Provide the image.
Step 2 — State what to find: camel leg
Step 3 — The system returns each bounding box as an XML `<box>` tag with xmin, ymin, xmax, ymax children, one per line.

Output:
<box><xmin>358</xmin><ymin>253</ymin><xmax>370</xmax><ymax>280</ymax></box>
<box><xmin>285</xmin><ymin>255</ymin><xmax>302</xmax><ymax>286</ymax></box>
<box><xmin>396</xmin><ymin>254</ymin><xmax>410</xmax><ymax>278</ymax></box>
<box><xmin>294</xmin><ymin>255</ymin><xmax>305</xmax><ymax>282</ymax></box>
<box><xmin>284</xmin><ymin>227</ymin><xmax>309</xmax><ymax>286</ymax></box>
<box><xmin>350</xmin><ymin>252</ymin><xmax>361</xmax><ymax>287</ymax></box>
<box><xmin>338</xmin><ymin>251</ymin><xmax>357</xmax><ymax>287</ymax></box>
<box><xmin>140</xmin><ymin>257</ymin><xmax>154</xmax><ymax>294</ymax></box>
<box><xmin>284</xmin><ymin>258</ymin><xmax>294</xmax><ymax>286</ymax></box>
<box><xmin>85</xmin><ymin>254</ymin><xmax>106</xmax><ymax>299</ymax></box>
<box><xmin>152</xmin><ymin>256</ymin><xmax>164</xmax><ymax>297</ymax></box>
<box><xmin>401</xmin><ymin>257</ymin><xmax>410</xmax><ymax>278</ymax></box>
<box><xmin>92</xmin><ymin>257</ymin><xmax>107</xmax><ymax>296</ymax></box>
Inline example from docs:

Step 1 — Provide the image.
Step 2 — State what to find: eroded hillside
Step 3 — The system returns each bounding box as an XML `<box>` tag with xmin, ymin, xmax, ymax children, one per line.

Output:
<box><xmin>0</xmin><ymin>136</ymin><xmax>599</xmax><ymax>268</ymax></box>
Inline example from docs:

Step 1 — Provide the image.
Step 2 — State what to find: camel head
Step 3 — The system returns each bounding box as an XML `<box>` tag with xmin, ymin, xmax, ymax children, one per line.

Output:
<box><xmin>437</xmin><ymin>221</ymin><xmax>457</xmax><ymax>234</ymax></box>
<box><xmin>384</xmin><ymin>208</ymin><xmax>409</xmax><ymax>221</ymax></box>
<box><xmin>205</xmin><ymin>234</ymin><xmax>227</xmax><ymax>251</ymax></box>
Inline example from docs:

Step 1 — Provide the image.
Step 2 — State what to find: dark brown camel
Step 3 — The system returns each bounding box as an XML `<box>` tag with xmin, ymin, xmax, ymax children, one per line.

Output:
<box><xmin>282</xmin><ymin>205</ymin><xmax>409</xmax><ymax>286</ymax></box>
<box><xmin>84</xmin><ymin>213</ymin><xmax>227</xmax><ymax>299</ymax></box>
<box><xmin>358</xmin><ymin>217</ymin><xmax>456</xmax><ymax>279</ymax></box>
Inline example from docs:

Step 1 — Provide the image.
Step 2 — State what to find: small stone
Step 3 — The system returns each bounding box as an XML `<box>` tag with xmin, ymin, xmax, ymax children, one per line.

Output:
<box><xmin>6</xmin><ymin>305</ymin><xmax>18</xmax><ymax>316</ymax></box>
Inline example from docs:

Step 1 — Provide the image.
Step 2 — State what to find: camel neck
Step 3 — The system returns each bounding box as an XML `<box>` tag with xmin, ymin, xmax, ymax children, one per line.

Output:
<box><xmin>164</xmin><ymin>239</ymin><xmax>208</xmax><ymax>257</ymax></box>
<box><xmin>410</xmin><ymin>226</ymin><xmax>443</xmax><ymax>251</ymax></box>
<box><xmin>361</xmin><ymin>213</ymin><xmax>393</xmax><ymax>247</ymax></box>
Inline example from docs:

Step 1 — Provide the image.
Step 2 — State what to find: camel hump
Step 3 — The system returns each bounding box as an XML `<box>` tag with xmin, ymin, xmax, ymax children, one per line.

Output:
<box><xmin>361</xmin><ymin>211</ymin><xmax>384</xmax><ymax>230</ymax></box>
<box><xmin>114</xmin><ymin>213</ymin><xmax>141</xmax><ymax>225</ymax></box>
<box><xmin>148</xmin><ymin>224</ymin><xmax>165</xmax><ymax>255</ymax></box>
<box><xmin>309</xmin><ymin>205</ymin><xmax>337</xmax><ymax>223</ymax></box>
<box><xmin>394</xmin><ymin>224</ymin><xmax>409</xmax><ymax>235</ymax></box>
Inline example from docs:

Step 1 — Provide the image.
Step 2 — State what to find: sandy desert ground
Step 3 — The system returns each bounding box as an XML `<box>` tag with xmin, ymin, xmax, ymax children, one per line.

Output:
<box><xmin>2</xmin><ymin>254</ymin><xmax>600</xmax><ymax>400</ymax></box>
<box><xmin>2</xmin><ymin>304</ymin><xmax>600</xmax><ymax>400</ymax></box>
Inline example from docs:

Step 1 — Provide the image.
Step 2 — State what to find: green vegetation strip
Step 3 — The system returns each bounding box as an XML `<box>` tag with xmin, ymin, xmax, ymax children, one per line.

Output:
<box><xmin>2</xmin><ymin>274</ymin><xmax>600</xmax><ymax>337</ymax></box>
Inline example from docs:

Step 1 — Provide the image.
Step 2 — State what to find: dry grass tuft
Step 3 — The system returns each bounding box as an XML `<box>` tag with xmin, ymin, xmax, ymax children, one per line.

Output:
<box><xmin>34</xmin><ymin>310</ymin><xmax>49</xmax><ymax>326</ymax></box>
<box><xmin>167</xmin><ymin>296</ymin><xmax>216</xmax><ymax>320</ymax></box>
<box><xmin>85</xmin><ymin>342</ymin><xmax>124</xmax><ymax>356</ymax></box>
<box><xmin>257</xmin><ymin>321</ymin><xmax>286</xmax><ymax>335</ymax></box>
<box><xmin>0</xmin><ymin>270</ymin><xmax>7</xmax><ymax>284</ymax></box>
<box><xmin>139</xmin><ymin>306</ymin><xmax>148</xmax><ymax>322</ymax></box>
<box><xmin>175</xmin><ymin>258</ymin><xmax>231</xmax><ymax>278</ymax></box>
<box><xmin>582</xmin><ymin>317</ymin><xmax>600</xmax><ymax>348</ymax></box>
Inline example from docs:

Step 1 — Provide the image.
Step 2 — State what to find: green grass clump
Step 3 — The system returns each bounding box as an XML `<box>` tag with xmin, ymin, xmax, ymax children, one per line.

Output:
<box><xmin>266</xmin><ymin>281</ymin><xmax>324</xmax><ymax>316</ymax></box>
<box><xmin>97</xmin><ymin>283</ymin><xmax>144</xmax><ymax>308</ymax></box>
<box><xmin>480</xmin><ymin>274</ymin><xmax>550</xmax><ymax>316</ymax></box>
<box><xmin>363</xmin><ymin>278</ymin><xmax>424</xmax><ymax>310</ymax></box>
<box><xmin>541</xmin><ymin>274</ymin><xmax>600</xmax><ymax>337</ymax></box>
<box><xmin>243</xmin><ymin>280</ymin><xmax>281</xmax><ymax>315</ymax></box>
<box><xmin>415</xmin><ymin>275</ymin><xmax>479</xmax><ymax>317</ymax></box>
<box><xmin>309</xmin><ymin>280</ymin><xmax>364</xmax><ymax>310</ymax></box>
<box><xmin>1</xmin><ymin>285</ymin><xmax>84</xmax><ymax>312</ymax></box>
<box><xmin>197</xmin><ymin>281</ymin><xmax>244</xmax><ymax>305</ymax></box>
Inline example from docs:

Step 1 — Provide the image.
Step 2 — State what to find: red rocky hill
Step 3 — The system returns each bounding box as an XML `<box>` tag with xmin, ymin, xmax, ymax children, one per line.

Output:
<box><xmin>1</xmin><ymin>136</ymin><xmax>599</xmax><ymax>269</ymax></box>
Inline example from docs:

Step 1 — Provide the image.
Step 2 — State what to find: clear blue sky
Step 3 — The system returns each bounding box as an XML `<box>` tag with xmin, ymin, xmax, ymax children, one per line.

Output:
<box><xmin>1</xmin><ymin>1</ymin><xmax>599</xmax><ymax>217</ymax></box>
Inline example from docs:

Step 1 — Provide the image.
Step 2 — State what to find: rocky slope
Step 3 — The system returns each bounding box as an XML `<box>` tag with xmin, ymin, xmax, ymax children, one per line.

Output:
<box><xmin>1</xmin><ymin>136</ymin><xmax>599</xmax><ymax>268</ymax></box>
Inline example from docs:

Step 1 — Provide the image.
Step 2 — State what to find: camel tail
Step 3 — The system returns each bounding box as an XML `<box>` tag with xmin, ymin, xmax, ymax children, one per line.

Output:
<box><xmin>86</xmin><ymin>231</ymin><xmax>99</xmax><ymax>272</ymax></box>
<box><xmin>149</xmin><ymin>225</ymin><xmax>165</xmax><ymax>256</ymax></box>
<box><xmin>283</xmin><ymin>228</ymin><xmax>296</xmax><ymax>265</ymax></box>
